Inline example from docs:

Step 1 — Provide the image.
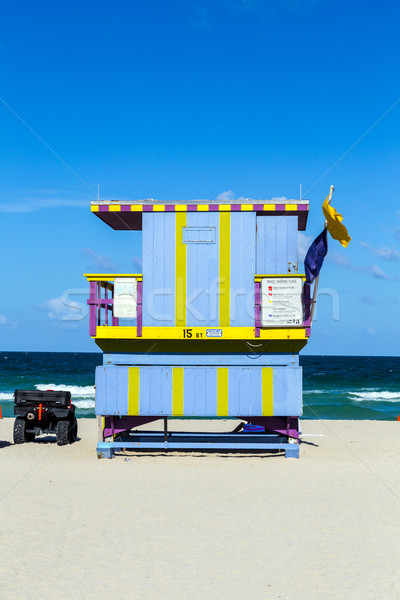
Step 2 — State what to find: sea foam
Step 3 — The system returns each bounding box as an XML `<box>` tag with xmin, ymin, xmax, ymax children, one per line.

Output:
<box><xmin>349</xmin><ymin>391</ymin><xmax>400</xmax><ymax>403</ymax></box>
<box><xmin>35</xmin><ymin>384</ymin><xmax>95</xmax><ymax>398</ymax></box>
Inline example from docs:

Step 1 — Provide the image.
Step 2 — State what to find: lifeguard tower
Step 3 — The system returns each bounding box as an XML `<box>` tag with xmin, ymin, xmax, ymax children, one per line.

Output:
<box><xmin>85</xmin><ymin>198</ymin><xmax>310</xmax><ymax>458</ymax></box>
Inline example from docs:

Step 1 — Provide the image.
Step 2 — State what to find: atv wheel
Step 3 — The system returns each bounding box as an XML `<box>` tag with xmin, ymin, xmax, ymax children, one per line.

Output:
<box><xmin>56</xmin><ymin>420</ymin><xmax>70</xmax><ymax>446</ymax></box>
<box><xmin>69</xmin><ymin>417</ymin><xmax>78</xmax><ymax>443</ymax></box>
<box><xmin>14</xmin><ymin>418</ymin><xmax>27</xmax><ymax>444</ymax></box>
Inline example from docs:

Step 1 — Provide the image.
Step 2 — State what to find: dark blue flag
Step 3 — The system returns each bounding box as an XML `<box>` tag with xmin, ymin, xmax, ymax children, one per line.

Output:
<box><xmin>304</xmin><ymin>228</ymin><xmax>328</xmax><ymax>284</ymax></box>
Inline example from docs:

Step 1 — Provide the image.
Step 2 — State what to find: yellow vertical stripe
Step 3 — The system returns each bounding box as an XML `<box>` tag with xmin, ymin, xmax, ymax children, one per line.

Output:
<box><xmin>128</xmin><ymin>367</ymin><xmax>140</xmax><ymax>415</ymax></box>
<box><xmin>172</xmin><ymin>368</ymin><xmax>184</xmax><ymax>415</ymax></box>
<box><xmin>219</xmin><ymin>212</ymin><xmax>230</xmax><ymax>326</ymax></box>
<box><xmin>262</xmin><ymin>368</ymin><xmax>274</xmax><ymax>415</ymax></box>
<box><xmin>217</xmin><ymin>368</ymin><xmax>229</xmax><ymax>416</ymax></box>
<box><xmin>175</xmin><ymin>212</ymin><xmax>187</xmax><ymax>326</ymax></box>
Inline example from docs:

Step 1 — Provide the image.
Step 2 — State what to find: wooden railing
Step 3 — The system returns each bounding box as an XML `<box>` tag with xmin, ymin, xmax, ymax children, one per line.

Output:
<box><xmin>84</xmin><ymin>274</ymin><xmax>143</xmax><ymax>337</ymax></box>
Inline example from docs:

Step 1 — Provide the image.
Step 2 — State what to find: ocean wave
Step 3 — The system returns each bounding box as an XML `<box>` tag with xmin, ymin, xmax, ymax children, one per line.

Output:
<box><xmin>0</xmin><ymin>392</ymin><xmax>14</xmax><ymax>401</ymax></box>
<box><xmin>349</xmin><ymin>391</ymin><xmax>400</xmax><ymax>403</ymax></box>
<box><xmin>35</xmin><ymin>384</ymin><xmax>95</xmax><ymax>398</ymax></box>
<box><xmin>73</xmin><ymin>399</ymin><xmax>95</xmax><ymax>409</ymax></box>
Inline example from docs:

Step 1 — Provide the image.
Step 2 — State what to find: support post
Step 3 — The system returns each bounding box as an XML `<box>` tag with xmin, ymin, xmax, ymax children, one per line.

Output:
<box><xmin>88</xmin><ymin>281</ymin><xmax>97</xmax><ymax>336</ymax></box>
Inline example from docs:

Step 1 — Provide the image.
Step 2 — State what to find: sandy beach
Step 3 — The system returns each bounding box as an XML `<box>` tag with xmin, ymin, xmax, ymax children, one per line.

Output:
<box><xmin>1</xmin><ymin>418</ymin><xmax>400</xmax><ymax>600</ymax></box>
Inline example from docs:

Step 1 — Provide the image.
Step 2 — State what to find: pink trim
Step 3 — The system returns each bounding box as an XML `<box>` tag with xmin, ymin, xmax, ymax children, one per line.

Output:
<box><xmin>137</xmin><ymin>280</ymin><xmax>143</xmax><ymax>337</ymax></box>
<box><xmin>254</xmin><ymin>281</ymin><xmax>261</xmax><ymax>338</ymax></box>
<box><xmin>255</xmin><ymin>281</ymin><xmax>261</xmax><ymax>328</ymax></box>
<box><xmin>105</xmin><ymin>287</ymin><xmax>108</xmax><ymax>326</ymax></box>
<box><xmin>88</xmin><ymin>282</ymin><xmax>97</xmax><ymax>336</ymax></box>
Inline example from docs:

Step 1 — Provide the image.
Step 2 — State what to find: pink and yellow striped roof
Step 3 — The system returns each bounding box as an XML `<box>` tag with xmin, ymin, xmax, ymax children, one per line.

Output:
<box><xmin>91</xmin><ymin>200</ymin><xmax>309</xmax><ymax>230</ymax></box>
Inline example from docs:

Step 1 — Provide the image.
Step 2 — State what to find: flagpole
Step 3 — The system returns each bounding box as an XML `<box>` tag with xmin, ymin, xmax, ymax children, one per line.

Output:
<box><xmin>310</xmin><ymin>185</ymin><xmax>334</xmax><ymax>324</ymax></box>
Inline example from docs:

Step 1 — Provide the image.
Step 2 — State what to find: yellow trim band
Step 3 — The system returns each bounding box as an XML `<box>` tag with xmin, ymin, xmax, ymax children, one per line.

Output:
<box><xmin>172</xmin><ymin>368</ymin><xmax>184</xmax><ymax>416</ymax></box>
<box><xmin>255</xmin><ymin>273</ymin><xmax>306</xmax><ymax>281</ymax></box>
<box><xmin>84</xmin><ymin>273</ymin><xmax>142</xmax><ymax>282</ymax></box>
<box><xmin>217</xmin><ymin>368</ymin><xmax>229</xmax><ymax>416</ymax></box>
<box><xmin>95</xmin><ymin>325</ymin><xmax>308</xmax><ymax>340</ymax></box>
<box><xmin>262</xmin><ymin>368</ymin><xmax>273</xmax><ymax>415</ymax></box>
<box><xmin>219</xmin><ymin>212</ymin><xmax>230</xmax><ymax>327</ymax></box>
<box><xmin>175</xmin><ymin>212</ymin><xmax>187</xmax><ymax>326</ymax></box>
<box><xmin>128</xmin><ymin>367</ymin><xmax>140</xmax><ymax>415</ymax></box>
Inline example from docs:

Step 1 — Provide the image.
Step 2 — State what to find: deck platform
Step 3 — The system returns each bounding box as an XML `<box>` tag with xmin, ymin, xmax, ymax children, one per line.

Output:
<box><xmin>97</xmin><ymin>429</ymin><xmax>300</xmax><ymax>459</ymax></box>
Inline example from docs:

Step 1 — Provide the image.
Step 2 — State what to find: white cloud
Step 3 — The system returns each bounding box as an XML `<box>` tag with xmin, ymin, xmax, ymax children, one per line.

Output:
<box><xmin>216</xmin><ymin>191</ymin><xmax>288</xmax><ymax>202</ymax></box>
<box><xmin>217</xmin><ymin>190</ymin><xmax>236</xmax><ymax>201</ymax></box>
<box><xmin>361</xmin><ymin>242</ymin><xmax>400</xmax><ymax>261</ymax></box>
<box><xmin>358</xmin><ymin>295</ymin><xmax>375</xmax><ymax>306</ymax></box>
<box><xmin>0</xmin><ymin>314</ymin><xmax>17</xmax><ymax>329</ymax></box>
<box><xmin>363</xmin><ymin>325</ymin><xmax>376</xmax><ymax>336</ymax></box>
<box><xmin>328</xmin><ymin>252</ymin><xmax>352</xmax><ymax>268</ymax></box>
<box><xmin>83</xmin><ymin>248</ymin><xmax>118</xmax><ymax>272</ymax></box>
<box><xmin>38</xmin><ymin>296</ymin><xmax>86</xmax><ymax>322</ymax></box>
<box><xmin>328</xmin><ymin>253</ymin><xmax>390</xmax><ymax>280</ymax></box>
<box><xmin>368</xmin><ymin>264</ymin><xmax>389</xmax><ymax>280</ymax></box>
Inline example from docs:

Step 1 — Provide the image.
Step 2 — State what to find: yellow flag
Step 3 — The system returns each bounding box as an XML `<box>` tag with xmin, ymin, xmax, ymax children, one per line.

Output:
<box><xmin>322</xmin><ymin>198</ymin><xmax>351</xmax><ymax>247</ymax></box>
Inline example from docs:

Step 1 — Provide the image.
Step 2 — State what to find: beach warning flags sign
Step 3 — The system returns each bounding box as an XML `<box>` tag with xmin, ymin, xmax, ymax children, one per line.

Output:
<box><xmin>322</xmin><ymin>196</ymin><xmax>351</xmax><ymax>248</ymax></box>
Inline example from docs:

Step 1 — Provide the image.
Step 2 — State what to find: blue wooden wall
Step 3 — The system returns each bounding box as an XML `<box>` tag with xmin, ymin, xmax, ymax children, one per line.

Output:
<box><xmin>256</xmin><ymin>215</ymin><xmax>298</xmax><ymax>274</ymax></box>
<box><xmin>141</xmin><ymin>212</ymin><xmax>298</xmax><ymax>327</ymax></box>
<box><xmin>95</xmin><ymin>362</ymin><xmax>302</xmax><ymax>417</ymax></box>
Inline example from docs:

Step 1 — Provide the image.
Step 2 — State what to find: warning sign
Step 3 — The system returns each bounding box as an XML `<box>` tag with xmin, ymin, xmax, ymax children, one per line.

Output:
<box><xmin>260</xmin><ymin>277</ymin><xmax>303</xmax><ymax>327</ymax></box>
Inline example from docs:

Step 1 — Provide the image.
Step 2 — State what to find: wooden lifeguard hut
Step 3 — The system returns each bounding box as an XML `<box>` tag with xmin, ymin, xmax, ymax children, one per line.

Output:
<box><xmin>85</xmin><ymin>198</ymin><xmax>310</xmax><ymax>458</ymax></box>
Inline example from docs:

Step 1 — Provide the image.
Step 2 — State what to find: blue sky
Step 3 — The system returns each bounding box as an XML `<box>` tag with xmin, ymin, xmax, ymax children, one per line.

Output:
<box><xmin>0</xmin><ymin>0</ymin><xmax>399</xmax><ymax>355</ymax></box>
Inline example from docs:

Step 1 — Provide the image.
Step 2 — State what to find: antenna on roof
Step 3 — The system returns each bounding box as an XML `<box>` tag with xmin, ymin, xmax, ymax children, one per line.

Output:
<box><xmin>97</xmin><ymin>184</ymin><xmax>100</xmax><ymax>202</ymax></box>
<box><xmin>299</xmin><ymin>183</ymin><xmax>302</xmax><ymax>200</ymax></box>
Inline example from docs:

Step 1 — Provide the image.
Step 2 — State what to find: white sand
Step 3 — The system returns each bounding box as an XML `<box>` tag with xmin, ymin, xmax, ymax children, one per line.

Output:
<box><xmin>1</xmin><ymin>418</ymin><xmax>400</xmax><ymax>600</ymax></box>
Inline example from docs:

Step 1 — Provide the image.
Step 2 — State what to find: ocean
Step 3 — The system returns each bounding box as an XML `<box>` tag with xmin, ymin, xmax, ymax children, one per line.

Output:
<box><xmin>0</xmin><ymin>352</ymin><xmax>399</xmax><ymax>420</ymax></box>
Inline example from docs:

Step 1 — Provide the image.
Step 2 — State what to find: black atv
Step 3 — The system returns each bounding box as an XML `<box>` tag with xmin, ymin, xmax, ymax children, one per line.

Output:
<box><xmin>13</xmin><ymin>389</ymin><xmax>78</xmax><ymax>446</ymax></box>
